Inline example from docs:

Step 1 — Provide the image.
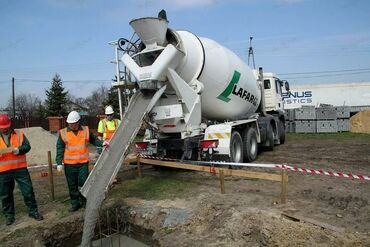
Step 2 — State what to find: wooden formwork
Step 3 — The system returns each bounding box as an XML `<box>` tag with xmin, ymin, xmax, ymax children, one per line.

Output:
<box><xmin>136</xmin><ymin>157</ymin><xmax>288</xmax><ymax>203</ymax></box>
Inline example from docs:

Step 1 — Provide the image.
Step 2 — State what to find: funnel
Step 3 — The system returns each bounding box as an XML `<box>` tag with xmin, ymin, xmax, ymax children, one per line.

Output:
<box><xmin>130</xmin><ymin>17</ymin><xmax>168</xmax><ymax>48</ymax></box>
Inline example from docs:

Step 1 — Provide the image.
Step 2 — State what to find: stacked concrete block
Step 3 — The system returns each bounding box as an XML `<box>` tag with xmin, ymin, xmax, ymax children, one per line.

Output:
<box><xmin>294</xmin><ymin>106</ymin><xmax>316</xmax><ymax>120</ymax></box>
<box><xmin>316</xmin><ymin>107</ymin><xmax>337</xmax><ymax>120</ymax></box>
<box><xmin>335</xmin><ymin>106</ymin><xmax>350</xmax><ymax>119</ymax></box>
<box><xmin>337</xmin><ymin>119</ymin><xmax>350</xmax><ymax>132</ymax></box>
<box><xmin>316</xmin><ymin>120</ymin><xmax>338</xmax><ymax>133</ymax></box>
<box><xmin>334</xmin><ymin>106</ymin><xmax>350</xmax><ymax>132</ymax></box>
<box><xmin>294</xmin><ymin>120</ymin><xmax>316</xmax><ymax>133</ymax></box>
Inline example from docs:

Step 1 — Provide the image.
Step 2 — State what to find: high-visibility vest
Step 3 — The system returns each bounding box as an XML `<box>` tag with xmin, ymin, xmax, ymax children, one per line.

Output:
<box><xmin>0</xmin><ymin>129</ymin><xmax>27</xmax><ymax>172</ymax></box>
<box><xmin>102</xmin><ymin>119</ymin><xmax>119</xmax><ymax>141</ymax></box>
<box><xmin>60</xmin><ymin>126</ymin><xmax>90</xmax><ymax>165</ymax></box>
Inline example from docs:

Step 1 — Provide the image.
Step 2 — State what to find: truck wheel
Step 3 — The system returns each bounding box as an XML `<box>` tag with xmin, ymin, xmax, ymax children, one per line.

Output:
<box><xmin>265</xmin><ymin>122</ymin><xmax>274</xmax><ymax>151</ymax></box>
<box><xmin>230</xmin><ymin>131</ymin><xmax>243</xmax><ymax>163</ymax></box>
<box><xmin>243</xmin><ymin>127</ymin><xmax>258</xmax><ymax>162</ymax></box>
<box><xmin>278</xmin><ymin>121</ymin><xmax>286</xmax><ymax>144</ymax></box>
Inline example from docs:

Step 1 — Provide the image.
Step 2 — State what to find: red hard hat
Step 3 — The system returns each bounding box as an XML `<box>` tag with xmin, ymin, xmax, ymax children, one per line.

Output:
<box><xmin>0</xmin><ymin>114</ymin><xmax>11</xmax><ymax>129</ymax></box>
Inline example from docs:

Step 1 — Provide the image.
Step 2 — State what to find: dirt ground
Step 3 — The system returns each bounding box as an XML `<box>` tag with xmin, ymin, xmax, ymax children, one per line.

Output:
<box><xmin>1</xmin><ymin>134</ymin><xmax>370</xmax><ymax>246</ymax></box>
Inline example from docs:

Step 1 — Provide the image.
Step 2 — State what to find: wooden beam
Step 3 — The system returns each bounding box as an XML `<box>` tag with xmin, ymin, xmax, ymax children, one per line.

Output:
<box><xmin>139</xmin><ymin>158</ymin><xmax>282</xmax><ymax>182</ymax></box>
<box><xmin>280</xmin><ymin>170</ymin><xmax>288</xmax><ymax>204</ymax></box>
<box><xmin>282</xmin><ymin>212</ymin><xmax>345</xmax><ymax>232</ymax></box>
<box><xmin>136</xmin><ymin>156</ymin><xmax>142</xmax><ymax>178</ymax></box>
<box><xmin>219</xmin><ymin>169</ymin><xmax>225</xmax><ymax>194</ymax></box>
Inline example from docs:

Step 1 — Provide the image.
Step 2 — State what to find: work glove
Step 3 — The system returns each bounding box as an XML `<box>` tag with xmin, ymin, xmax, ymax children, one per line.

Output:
<box><xmin>12</xmin><ymin>148</ymin><xmax>19</xmax><ymax>155</ymax></box>
<box><xmin>57</xmin><ymin>165</ymin><xmax>63</xmax><ymax>172</ymax></box>
<box><xmin>103</xmin><ymin>141</ymin><xmax>110</xmax><ymax>148</ymax></box>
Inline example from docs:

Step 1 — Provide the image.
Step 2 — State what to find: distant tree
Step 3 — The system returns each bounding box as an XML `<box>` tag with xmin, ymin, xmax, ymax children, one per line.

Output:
<box><xmin>45</xmin><ymin>74</ymin><xmax>68</xmax><ymax>116</ymax></box>
<box><xmin>102</xmin><ymin>86</ymin><xmax>121</xmax><ymax>117</ymax></box>
<box><xmin>7</xmin><ymin>93</ymin><xmax>42</xmax><ymax>119</ymax></box>
<box><xmin>84</xmin><ymin>85</ymin><xmax>108</xmax><ymax>116</ymax></box>
<box><xmin>35</xmin><ymin>102</ymin><xmax>46</xmax><ymax>118</ymax></box>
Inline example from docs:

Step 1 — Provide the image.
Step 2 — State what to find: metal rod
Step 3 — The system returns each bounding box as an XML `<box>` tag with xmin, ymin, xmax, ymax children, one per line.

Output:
<box><xmin>98</xmin><ymin>210</ymin><xmax>102</xmax><ymax>247</ymax></box>
<box><xmin>107</xmin><ymin>210</ymin><xmax>113</xmax><ymax>247</ymax></box>
<box><xmin>116</xmin><ymin>208</ymin><xmax>121</xmax><ymax>247</ymax></box>
<box><xmin>47</xmin><ymin>151</ymin><xmax>55</xmax><ymax>201</ymax></box>
<box><xmin>115</xmin><ymin>46</ymin><xmax>124</xmax><ymax>120</ymax></box>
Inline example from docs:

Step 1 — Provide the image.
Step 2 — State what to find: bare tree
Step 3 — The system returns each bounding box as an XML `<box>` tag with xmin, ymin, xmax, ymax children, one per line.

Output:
<box><xmin>84</xmin><ymin>85</ymin><xmax>108</xmax><ymax>116</ymax></box>
<box><xmin>7</xmin><ymin>93</ymin><xmax>42</xmax><ymax>118</ymax></box>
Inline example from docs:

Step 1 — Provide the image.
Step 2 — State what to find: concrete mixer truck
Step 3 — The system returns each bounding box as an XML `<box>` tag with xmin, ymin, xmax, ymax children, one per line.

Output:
<box><xmin>121</xmin><ymin>14</ymin><xmax>290</xmax><ymax>163</ymax></box>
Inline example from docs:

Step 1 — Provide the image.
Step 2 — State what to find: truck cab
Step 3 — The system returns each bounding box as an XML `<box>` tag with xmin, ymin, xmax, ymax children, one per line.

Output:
<box><xmin>262</xmin><ymin>72</ymin><xmax>289</xmax><ymax>113</ymax></box>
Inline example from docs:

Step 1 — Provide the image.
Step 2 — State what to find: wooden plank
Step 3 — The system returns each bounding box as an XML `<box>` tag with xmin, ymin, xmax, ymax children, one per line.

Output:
<box><xmin>136</xmin><ymin>156</ymin><xmax>142</xmax><ymax>178</ymax></box>
<box><xmin>47</xmin><ymin>151</ymin><xmax>55</xmax><ymax>201</ymax></box>
<box><xmin>219</xmin><ymin>169</ymin><xmax>225</xmax><ymax>194</ymax></box>
<box><xmin>282</xmin><ymin>212</ymin><xmax>345</xmax><ymax>233</ymax></box>
<box><xmin>280</xmin><ymin>170</ymin><xmax>288</xmax><ymax>204</ymax></box>
<box><xmin>139</xmin><ymin>158</ymin><xmax>282</xmax><ymax>182</ymax></box>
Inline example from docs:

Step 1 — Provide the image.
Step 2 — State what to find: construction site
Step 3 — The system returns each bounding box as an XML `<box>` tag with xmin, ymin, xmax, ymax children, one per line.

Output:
<box><xmin>0</xmin><ymin>128</ymin><xmax>370</xmax><ymax>246</ymax></box>
<box><xmin>1</xmin><ymin>3</ymin><xmax>370</xmax><ymax>247</ymax></box>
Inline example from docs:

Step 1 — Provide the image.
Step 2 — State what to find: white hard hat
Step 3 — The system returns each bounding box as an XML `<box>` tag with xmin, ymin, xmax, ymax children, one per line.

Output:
<box><xmin>105</xmin><ymin>105</ymin><xmax>114</xmax><ymax>115</ymax></box>
<box><xmin>66</xmin><ymin>111</ymin><xmax>81</xmax><ymax>123</ymax></box>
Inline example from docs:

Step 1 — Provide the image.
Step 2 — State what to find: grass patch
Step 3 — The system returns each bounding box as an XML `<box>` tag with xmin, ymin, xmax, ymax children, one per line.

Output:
<box><xmin>287</xmin><ymin>132</ymin><xmax>370</xmax><ymax>141</ymax></box>
<box><xmin>108</xmin><ymin>173</ymin><xmax>196</xmax><ymax>201</ymax></box>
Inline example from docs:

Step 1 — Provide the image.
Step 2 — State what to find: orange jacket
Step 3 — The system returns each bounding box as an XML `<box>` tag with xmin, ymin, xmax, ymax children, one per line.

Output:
<box><xmin>0</xmin><ymin>129</ymin><xmax>27</xmax><ymax>172</ymax></box>
<box><xmin>60</xmin><ymin>126</ymin><xmax>90</xmax><ymax>165</ymax></box>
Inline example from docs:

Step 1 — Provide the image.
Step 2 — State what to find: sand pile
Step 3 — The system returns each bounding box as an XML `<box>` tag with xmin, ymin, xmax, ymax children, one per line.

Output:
<box><xmin>22</xmin><ymin>127</ymin><xmax>57</xmax><ymax>165</ymax></box>
<box><xmin>350</xmin><ymin>110</ymin><xmax>370</xmax><ymax>133</ymax></box>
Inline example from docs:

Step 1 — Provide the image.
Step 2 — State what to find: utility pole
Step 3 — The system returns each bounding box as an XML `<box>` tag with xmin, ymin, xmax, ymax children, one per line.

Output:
<box><xmin>12</xmin><ymin>77</ymin><xmax>15</xmax><ymax>118</ymax></box>
<box><xmin>248</xmin><ymin>36</ymin><xmax>256</xmax><ymax>69</ymax></box>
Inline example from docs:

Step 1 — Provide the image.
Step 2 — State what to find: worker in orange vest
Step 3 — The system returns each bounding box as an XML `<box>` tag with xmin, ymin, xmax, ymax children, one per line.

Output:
<box><xmin>0</xmin><ymin>114</ymin><xmax>43</xmax><ymax>225</ymax></box>
<box><xmin>56</xmin><ymin>111</ymin><xmax>108</xmax><ymax>212</ymax></box>
<box><xmin>97</xmin><ymin>105</ymin><xmax>121</xmax><ymax>142</ymax></box>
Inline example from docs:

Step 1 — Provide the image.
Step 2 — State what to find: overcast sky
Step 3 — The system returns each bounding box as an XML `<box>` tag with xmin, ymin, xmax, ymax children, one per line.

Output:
<box><xmin>1</xmin><ymin>0</ymin><xmax>370</xmax><ymax>107</ymax></box>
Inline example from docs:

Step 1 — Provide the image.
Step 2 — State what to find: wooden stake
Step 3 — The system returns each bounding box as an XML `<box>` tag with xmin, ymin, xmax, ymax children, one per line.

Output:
<box><xmin>47</xmin><ymin>151</ymin><xmax>55</xmax><ymax>201</ymax></box>
<box><xmin>136</xmin><ymin>156</ymin><xmax>142</xmax><ymax>178</ymax></box>
<box><xmin>219</xmin><ymin>169</ymin><xmax>225</xmax><ymax>194</ymax></box>
<box><xmin>280</xmin><ymin>169</ymin><xmax>288</xmax><ymax>204</ymax></box>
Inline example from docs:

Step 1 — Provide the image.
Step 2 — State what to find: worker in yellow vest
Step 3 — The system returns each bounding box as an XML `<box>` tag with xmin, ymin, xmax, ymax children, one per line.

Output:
<box><xmin>0</xmin><ymin>114</ymin><xmax>43</xmax><ymax>225</ymax></box>
<box><xmin>97</xmin><ymin>105</ymin><xmax>121</xmax><ymax>142</ymax></box>
<box><xmin>56</xmin><ymin>111</ymin><xmax>108</xmax><ymax>212</ymax></box>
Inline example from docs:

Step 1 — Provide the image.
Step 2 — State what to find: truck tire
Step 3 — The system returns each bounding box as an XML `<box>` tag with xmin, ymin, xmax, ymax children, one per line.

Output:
<box><xmin>278</xmin><ymin>121</ymin><xmax>286</xmax><ymax>144</ymax></box>
<box><xmin>230</xmin><ymin>131</ymin><xmax>243</xmax><ymax>163</ymax></box>
<box><xmin>243</xmin><ymin>127</ymin><xmax>258</xmax><ymax>162</ymax></box>
<box><xmin>265</xmin><ymin>121</ymin><xmax>274</xmax><ymax>151</ymax></box>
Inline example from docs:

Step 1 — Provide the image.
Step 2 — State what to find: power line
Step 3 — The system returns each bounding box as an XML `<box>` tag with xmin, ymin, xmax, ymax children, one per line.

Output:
<box><xmin>284</xmin><ymin>71</ymin><xmax>370</xmax><ymax>79</ymax></box>
<box><xmin>280</xmin><ymin>68</ymin><xmax>370</xmax><ymax>75</ymax></box>
<box><xmin>14</xmin><ymin>78</ymin><xmax>111</xmax><ymax>84</ymax></box>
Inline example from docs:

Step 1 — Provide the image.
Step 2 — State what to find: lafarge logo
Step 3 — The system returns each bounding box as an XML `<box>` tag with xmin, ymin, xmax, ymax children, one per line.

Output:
<box><xmin>282</xmin><ymin>91</ymin><xmax>313</xmax><ymax>104</ymax></box>
<box><xmin>217</xmin><ymin>70</ymin><xmax>258</xmax><ymax>106</ymax></box>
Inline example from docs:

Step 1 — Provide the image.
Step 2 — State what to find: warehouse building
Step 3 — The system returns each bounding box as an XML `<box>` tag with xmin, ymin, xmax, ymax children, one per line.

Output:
<box><xmin>283</xmin><ymin>82</ymin><xmax>370</xmax><ymax>109</ymax></box>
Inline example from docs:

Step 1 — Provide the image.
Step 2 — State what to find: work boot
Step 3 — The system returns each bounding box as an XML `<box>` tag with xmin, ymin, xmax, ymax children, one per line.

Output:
<box><xmin>68</xmin><ymin>204</ymin><xmax>81</xmax><ymax>212</ymax></box>
<box><xmin>29</xmin><ymin>212</ymin><xmax>44</xmax><ymax>221</ymax></box>
<box><xmin>5</xmin><ymin>216</ymin><xmax>15</xmax><ymax>226</ymax></box>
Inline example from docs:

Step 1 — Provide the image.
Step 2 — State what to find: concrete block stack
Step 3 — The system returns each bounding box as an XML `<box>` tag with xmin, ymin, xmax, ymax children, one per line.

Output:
<box><xmin>285</xmin><ymin>105</ymin><xmax>370</xmax><ymax>133</ymax></box>
<box><xmin>292</xmin><ymin>106</ymin><xmax>316</xmax><ymax>133</ymax></box>
<box><xmin>285</xmin><ymin>105</ymin><xmax>355</xmax><ymax>133</ymax></box>
<box><xmin>335</xmin><ymin>106</ymin><xmax>351</xmax><ymax>132</ymax></box>
<box><xmin>316</xmin><ymin>106</ymin><xmax>338</xmax><ymax>133</ymax></box>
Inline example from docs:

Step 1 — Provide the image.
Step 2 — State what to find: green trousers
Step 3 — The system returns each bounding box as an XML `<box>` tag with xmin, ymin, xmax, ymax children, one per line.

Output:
<box><xmin>64</xmin><ymin>163</ymin><xmax>89</xmax><ymax>208</ymax></box>
<box><xmin>0</xmin><ymin>168</ymin><xmax>38</xmax><ymax>218</ymax></box>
